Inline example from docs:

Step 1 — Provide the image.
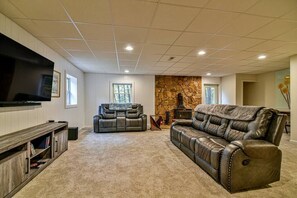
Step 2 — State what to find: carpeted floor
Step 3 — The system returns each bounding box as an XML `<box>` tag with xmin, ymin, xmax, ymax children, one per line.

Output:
<box><xmin>15</xmin><ymin>129</ymin><xmax>297</xmax><ymax>198</ymax></box>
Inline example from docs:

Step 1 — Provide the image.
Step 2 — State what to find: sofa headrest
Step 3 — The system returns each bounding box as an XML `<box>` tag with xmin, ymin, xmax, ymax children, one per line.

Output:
<box><xmin>194</xmin><ymin>104</ymin><xmax>264</xmax><ymax>121</ymax></box>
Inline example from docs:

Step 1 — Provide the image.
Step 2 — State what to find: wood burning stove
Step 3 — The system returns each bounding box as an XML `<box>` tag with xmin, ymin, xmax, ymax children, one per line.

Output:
<box><xmin>173</xmin><ymin>93</ymin><xmax>193</xmax><ymax>120</ymax></box>
<box><xmin>174</xmin><ymin>109</ymin><xmax>192</xmax><ymax>119</ymax></box>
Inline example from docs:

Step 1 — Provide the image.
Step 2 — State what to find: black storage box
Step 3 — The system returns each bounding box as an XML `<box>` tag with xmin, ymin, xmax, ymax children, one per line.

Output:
<box><xmin>68</xmin><ymin>127</ymin><xmax>78</xmax><ymax>140</ymax></box>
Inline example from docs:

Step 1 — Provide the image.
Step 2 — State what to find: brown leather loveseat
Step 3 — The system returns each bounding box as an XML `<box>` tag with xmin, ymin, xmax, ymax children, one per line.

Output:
<box><xmin>93</xmin><ymin>103</ymin><xmax>147</xmax><ymax>133</ymax></box>
<box><xmin>170</xmin><ymin>104</ymin><xmax>287</xmax><ymax>192</ymax></box>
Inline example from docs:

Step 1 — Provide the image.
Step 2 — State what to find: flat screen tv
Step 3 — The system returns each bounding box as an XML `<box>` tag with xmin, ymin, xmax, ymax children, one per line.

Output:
<box><xmin>0</xmin><ymin>33</ymin><xmax>54</xmax><ymax>105</ymax></box>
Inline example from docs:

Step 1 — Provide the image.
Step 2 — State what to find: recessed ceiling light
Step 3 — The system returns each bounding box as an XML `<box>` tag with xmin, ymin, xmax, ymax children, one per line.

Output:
<box><xmin>125</xmin><ymin>45</ymin><xmax>133</xmax><ymax>51</ymax></box>
<box><xmin>258</xmin><ymin>55</ymin><xmax>266</xmax><ymax>60</ymax></box>
<box><xmin>198</xmin><ymin>50</ymin><xmax>206</xmax><ymax>56</ymax></box>
<box><xmin>206</xmin><ymin>72</ymin><xmax>211</xmax><ymax>76</ymax></box>
<box><xmin>124</xmin><ymin>70</ymin><xmax>129</xmax><ymax>73</ymax></box>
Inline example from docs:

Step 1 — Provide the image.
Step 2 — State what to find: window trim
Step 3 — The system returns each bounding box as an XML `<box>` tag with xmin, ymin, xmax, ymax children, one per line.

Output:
<box><xmin>65</xmin><ymin>72</ymin><xmax>78</xmax><ymax>109</ymax></box>
<box><xmin>109</xmin><ymin>81</ymin><xmax>135</xmax><ymax>103</ymax></box>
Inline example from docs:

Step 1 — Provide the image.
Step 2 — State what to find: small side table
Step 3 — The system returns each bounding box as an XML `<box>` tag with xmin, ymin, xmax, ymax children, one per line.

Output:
<box><xmin>279</xmin><ymin>110</ymin><xmax>290</xmax><ymax>133</ymax></box>
<box><xmin>68</xmin><ymin>127</ymin><xmax>78</xmax><ymax>140</ymax></box>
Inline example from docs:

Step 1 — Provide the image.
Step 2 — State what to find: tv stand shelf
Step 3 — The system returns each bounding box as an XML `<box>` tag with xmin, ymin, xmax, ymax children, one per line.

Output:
<box><xmin>0</xmin><ymin>122</ymin><xmax>68</xmax><ymax>198</ymax></box>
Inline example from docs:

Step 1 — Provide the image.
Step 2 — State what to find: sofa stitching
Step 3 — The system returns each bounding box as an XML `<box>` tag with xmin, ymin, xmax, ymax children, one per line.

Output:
<box><xmin>227</xmin><ymin>148</ymin><xmax>241</xmax><ymax>192</ymax></box>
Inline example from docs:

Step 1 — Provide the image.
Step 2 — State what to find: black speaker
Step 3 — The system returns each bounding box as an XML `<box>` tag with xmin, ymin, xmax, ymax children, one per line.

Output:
<box><xmin>68</xmin><ymin>127</ymin><xmax>78</xmax><ymax>140</ymax></box>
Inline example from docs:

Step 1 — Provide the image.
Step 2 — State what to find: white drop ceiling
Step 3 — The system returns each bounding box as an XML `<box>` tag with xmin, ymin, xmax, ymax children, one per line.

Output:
<box><xmin>0</xmin><ymin>0</ymin><xmax>297</xmax><ymax>76</ymax></box>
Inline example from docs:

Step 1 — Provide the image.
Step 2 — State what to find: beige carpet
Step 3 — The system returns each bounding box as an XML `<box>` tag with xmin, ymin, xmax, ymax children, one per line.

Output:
<box><xmin>15</xmin><ymin>129</ymin><xmax>297</xmax><ymax>198</ymax></box>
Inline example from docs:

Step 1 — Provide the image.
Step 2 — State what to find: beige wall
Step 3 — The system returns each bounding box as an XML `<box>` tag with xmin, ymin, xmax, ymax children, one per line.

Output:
<box><xmin>0</xmin><ymin>13</ymin><xmax>85</xmax><ymax>136</ymax></box>
<box><xmin>84</xmin><ymin>73</ymin><xmax>155</xmax><ymax>127</ymax></box>
<box><xmin>221</xmin><ymin>74</ymin><xmax>236</xmax><ymax>104</ymax></box>
<box><xmin>290</xmin><ymin>55</ymin><xmax>297</xmax><ymax>142</ymax></box>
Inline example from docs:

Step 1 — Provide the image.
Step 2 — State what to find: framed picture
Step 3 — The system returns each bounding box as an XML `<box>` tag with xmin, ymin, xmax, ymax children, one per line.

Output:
<box><xmin>52</xmin><ymin>70</ymin><xmax>61</xmax><ymax>98</ymax></box>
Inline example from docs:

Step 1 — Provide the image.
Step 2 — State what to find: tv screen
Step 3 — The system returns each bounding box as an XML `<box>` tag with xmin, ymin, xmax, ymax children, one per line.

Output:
<box><xmin>0</xmin><ymin>33</ymin><xmax>54</xmax><ymax>103</ymax></box>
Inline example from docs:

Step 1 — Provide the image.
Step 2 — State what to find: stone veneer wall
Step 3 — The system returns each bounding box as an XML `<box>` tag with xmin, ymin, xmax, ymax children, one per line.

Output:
<box><xmin>155</xmin><ymin>75</ymin><xmax>202</xmax><ymax>124</ymax></box>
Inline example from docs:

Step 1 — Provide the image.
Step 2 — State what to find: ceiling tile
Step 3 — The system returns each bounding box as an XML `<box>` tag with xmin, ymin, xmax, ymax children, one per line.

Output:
<box><xmin>269</xmin><ymin>43</ymin><xmax>297</xmax><ymax>53</ymax></box>
<box><xmin>166</xmin><ymin>46</ymin><xmax>193</xmax><ymax>56</ymax></box>
<box><xmin>247</xmin><ymin>20</ymin><xmax>297</xmax><ymax>39</ymax></box>
<box><xmin>207</xmin><ymin>49</ymin><xmax>236</xmax><ymax>59</ymax></box>
<box><xmin>141</xmin><ymin>44</ymin><xmax>170</xmax><ymax>54</ymax></box>
<box><xmin>61</xmin><ymin>0</ymin><xmax>111</xmax><ymax>24</ymax></box>
<box><xmin>160</xmin><ymin>55</ymin><xmax>183</xmax><ymax>62</ymax></box>
<box><xmin>187</xmin><ymin>9</ymin><xmax>238</xmax><ymax>34</ymax></box>
<box><xmin>55</xmin><ymin>39</ymin><xmax>89</xmax><ymax>50</ymax></box>
<box><xmin>119</xmin><ymin>60</ymin><xmax>137</xmax><ymax>66</ymax></box>
<box><xmin>114</xmin><ymin>26</ymin><xmax>148</xmax><ymax>43</ymax></box>
<box><xmin>274</xmin><ymin>28</ymin><xmax>297</xmax><ymax>42</ymax></box>
<box><xmin>118</xmin><ymin>53</ymin><xmax>140</xmax><ymax>61</ymax></box>
<box><xmin>0</xmin><ymin>0</ymin><xmax>26</xmax><ymax>19</ymax></box>
<box><xmin>77</xmin><ymin>23</ymin><xmax>113</xmax><ymax>41</ymax></box>
<box><xmin>155</xmin><ymin>62</ymin><xmax>175</xmax><ymax>67</ymax></box>
<box><xmin>10</xmin><ymin>0</ymin><xmax>68</xmax><ymax>21</ymax></box>
<box><xmin>146</xmin><ymin>29</ymin><xmax>181</xmax><ymax>45</ymax></box>
<box><xmin>32</xmin><ymin>20</ymin><xmax>81</xmax><ymax>38</ymax></box>
<box><xmin>202</xmin><ymin>35</ymin><xmax>237</xmax><ymax>49</ymax></box>
<box><xmin>160</xmin><ymin>0</ymin><xmax>209</xmax><ymax>7</ymax></box>
<box><xmin>38</xmin><ymin>38</ymin><xmax>62</xmax><ymax>50</ymax></box>
<box><xmin>230</xmin><ymin>51</ymin><xmax>259</xmax><ymax>60</ymax></box>
<box><xmin>175</xmin><ymin>32</ymin><xmax>213</xmax><ymax>46</ymax></box>
<box><xmin>179</xmin><ymin>56</ymin><xmax>197</xmax><ymax>63</ymax></box>
<box><xmin>247</xmin><ymin>40</ymin><xmax>287</xmax><ymax>52</ymax></box>
<box><xmin>140</xmin><ymin>54</ymin><xmax>162</xmax><ymax>62</ymax></box>
<box><xmin>281</xmin><ymin>9</ymin><xmax>297</xmax><ymax>21</ymax></box>
<box><xmin>225</xmin><ymin>38</ymin><xmax>264</xmax><ymax>50</ymax></box>
<box><xmin>151</xmin><ymin>4</ymin><xmax>199</xmax><ymax>31</ymax></box>
<box><xmin>205</xmin><ymin>0</ymin><xmax>258</xmax><ymax>12</ymax></box>
<box><xmin>14</xmin><ymin>19</ymin><xmax>46</xmax><ymax>37</ymax></box>
<box><xmin>246</xmin><ymin>0</ymin><xmax>297</xmax><ymax>18</ymax></box>
<box><xmin>67</xmin><ymin>50</ymin><xmax>94</xmax><ymax>58</ymax></box>
<box><xmin>171</xmin><ymin>62</ymin><xmax>192</xmax><ymax>68</ymax></box>
<box><xmin>110</xmin><ymin>0</ymin><xmax>156</xmax><ymax>27</ymax></box>
<box><xmin>87</xmin><ymin>41</ymin><xmax>115</xmax><ymax>52</ymax></box>
<box><xmin>93</xmin><ymin>52</ymin><xmax>117</xmax><ymax>60</ymax></box>
<box><xmin>219</xmin><ymin>14</ymin><xmax>272</xmax><ymax>36</ymax></box>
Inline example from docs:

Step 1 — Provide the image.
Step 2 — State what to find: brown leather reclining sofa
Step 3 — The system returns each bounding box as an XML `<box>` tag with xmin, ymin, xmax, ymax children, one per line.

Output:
<box><xmin>170</xmin><ymin>104</ymin><xmax>287</xmax><ymax>192</ymax></box>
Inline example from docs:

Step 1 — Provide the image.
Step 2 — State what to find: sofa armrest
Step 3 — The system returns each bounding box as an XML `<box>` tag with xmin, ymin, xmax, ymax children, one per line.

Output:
<box><xmin>231</xmin><ymin>140</ymin><xmax>279</xmax><ymax>159</ymax></box>
<box><xmin>220</xmin><ymin>140</ymin><xmax>282</xmax><ymax>192</ymax></box>
<box><xmin>140</xmin><ymin>114</ymin><xmax>147</xmax><ymax>131</ymax></box>
<box><xmin>172</xmin><ymin>120</ymin><xmax>193</xmax><ymax>127</ymax></box>
<box><xmin>93</xmin><ymin>115</ymin><xmax>102</xmax><ymax>133</ymax></box>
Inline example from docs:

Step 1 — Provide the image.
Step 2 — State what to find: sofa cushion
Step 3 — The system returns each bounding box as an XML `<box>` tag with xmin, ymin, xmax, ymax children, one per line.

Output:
<box><xmin>126</xmin><ymin>118</ymin><xmax>142</xmax><ymax>127</ymax></box>
<box><xmin>224</xmin><ymin>120</ymin><xmax>249</xmax><ymax>142</ymax></box>
<box><xmin>173</xmin><ymin>126</ymin><xmax>217</xmax><ymax>152</ymax></box>
<box><xmin>99</xmin><ymin>119</ymin><xmax>116</xmax><ymax>128</ymax></box>
<box><xmin>102</xmin><ymin>111</ymin><xmax>116</xmax><ymax>119</ymax></box>
<box><xmin>192</xmin><ymin>112</ymin><xmax>209</xmax><ymax>131</ymax></box>
<box><xmin>204</xmin><ymin>116</ymin><xmax>229</xmax><ymax>138</ymax></box>
<box><xmin>126</xmin><ymin>112</ymin><xmax>140</xmax><ymax>119</ymax></box>
<box><xmin>224</xmin><ymin>108</ymin><xmax>273</xmax><ymax>142</ymax></box>
<box><xmin>194</xmin><ymin>137</ymin><xmax>225</xmax><ymax>170</ymax></box>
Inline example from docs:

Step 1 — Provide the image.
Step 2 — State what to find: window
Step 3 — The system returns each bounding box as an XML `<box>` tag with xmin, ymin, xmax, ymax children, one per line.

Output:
<box><xmin>205</xmin><ymin>84</ymin><xmax>218</xmax><ymax>104</ymax></box>
<box><xmin>65</xmin><ymin>73</ymin><xmax>77</xmax><ymax>108</ymax></box>
<box><xmin>112</xmin><ymin>83</ymin><xmax>132</xmax><ymax>103</ymax></box>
